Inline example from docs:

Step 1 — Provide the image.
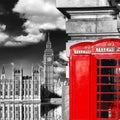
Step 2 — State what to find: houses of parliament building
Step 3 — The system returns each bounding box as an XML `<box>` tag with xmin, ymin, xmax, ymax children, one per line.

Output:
<box><xmin>0</xmin><ymin>35</ymin><xmax>55</xmax><ymax>120</ymax></box>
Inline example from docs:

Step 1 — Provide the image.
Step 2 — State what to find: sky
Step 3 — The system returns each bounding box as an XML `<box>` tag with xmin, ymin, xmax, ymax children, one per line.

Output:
<box><xmin>0</xmin><ymin>0</ymin><xmax>68</xmax><ymax>79</ymax></box>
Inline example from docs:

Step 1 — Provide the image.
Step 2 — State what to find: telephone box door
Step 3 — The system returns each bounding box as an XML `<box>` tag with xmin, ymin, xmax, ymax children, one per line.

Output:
<box><xmin>70</xmin><ymin>55</ymin><xmax>90</xmax><ymax>120</ymax></box>
<box><xmin>91</xmin><ymin>54</ymin><xmax>120</xmax><ymax>120</ymax></box>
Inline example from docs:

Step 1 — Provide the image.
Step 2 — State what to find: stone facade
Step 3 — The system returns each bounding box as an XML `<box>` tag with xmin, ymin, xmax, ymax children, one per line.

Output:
<box><xmin>0</xmin><ymin>66</ymin><xmax>41</xmax><ymax>120</ymax></box>
<box><xmin>56</xmin><ymin>0</ymin><xmax>120</xmax><ymax>56</ymax></box>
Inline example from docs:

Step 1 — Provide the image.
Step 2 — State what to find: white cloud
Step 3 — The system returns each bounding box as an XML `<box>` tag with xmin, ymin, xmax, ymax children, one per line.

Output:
<box><xmin>2</xmin><ymin>32</ymin><xmax>46</xmax><ymax>47</ymax></box>
<box><xmin>23</xmin><ymin>20</ymin><xmax>56</xmax><ymax>33</ymax></box>
<box><xmin>14</xmin><ymin>33</ymin><xmax>45</xmax><ymax>43</ymax></box>
<box><xmin>4</xmin><ymin>41</ymin><xmax>23</xmax><ymax>47</ymax></box>
<box><xmin>59</xmin><ymin>50</ymin><xmax>68</xmax><ymax>61</ymax></box>
<box><xmin>10</xmin><ymin>0</ymin><xmax>66</xmax><ymax>47</ymax></box>
<box><xmin>1</xmin><ymin>0</ymin><xmax>65</xmax><ymax>47</ymax></box>
<box><xmin>0</xmin><ymin>24</ymin><xmax>6</xmax><ymax>31</ymax></box>
<box><xmin>0</xmin><ymin>32</ymin><xmax>9</xmax><ymax>43</ymax></box>
<box><xmin>13</xmin><ymin>0</ymin><xmax>66</xmax><ymax>30</ymax></box>
<box><xmin>0</xmin><ymin>24</ymin><xmax>8</xmax><ymax>44</ymax></box>
<box><xmin>54</xmin><ymin>60</ymin><xmax>66</xmax><ymax>75</ymax></box>
<box><xmin>54</xmin><ymin>61</ymin><xmax>60</xmax><ymax>66</ymax></box>
<box><xmin>54</xmin><ymin>66</ymin><xmax>65</xmax><ymax>73</ymax></box>
<box><xmin>13</xmin><ymin>0</ymin><xmax>59</xmax><ymax>16</ymax></box>
<box><xmin>23</xmin><ymin>20</ymin><xmax>41</xmax><ymax>34</ymax></box>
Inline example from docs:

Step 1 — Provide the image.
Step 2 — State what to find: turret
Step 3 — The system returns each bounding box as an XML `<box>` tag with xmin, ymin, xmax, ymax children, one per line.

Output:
<box><xmin>1</xmin><ymin>65</ymin><xmax>6</xmax><ymax>79</ymax></box>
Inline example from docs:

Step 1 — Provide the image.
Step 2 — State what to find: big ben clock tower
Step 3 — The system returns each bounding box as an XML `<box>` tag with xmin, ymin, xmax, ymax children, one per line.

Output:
<box><xmin>43</xmin><ymin>33</ymin><xmax>54</xmax><ymax>93</ymax></box>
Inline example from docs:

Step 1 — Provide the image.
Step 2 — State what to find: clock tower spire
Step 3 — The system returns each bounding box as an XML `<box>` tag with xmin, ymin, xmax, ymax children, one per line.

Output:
<box><xmin>46</xmin><ymin>33</ymin><xmax>51</xmax><ymax>49</ymax></box>
<box><xmin>43</xmin><ymin>32</ymin><xmax>54</xmax><ymax>94</ymax></box>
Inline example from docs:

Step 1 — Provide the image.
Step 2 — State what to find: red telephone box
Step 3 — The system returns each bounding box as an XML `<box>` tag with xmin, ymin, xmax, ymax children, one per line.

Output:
<box><xmin>70</xmin><ymin>38</ymin><xmax>120</xmax><ymax>120</ymax></box>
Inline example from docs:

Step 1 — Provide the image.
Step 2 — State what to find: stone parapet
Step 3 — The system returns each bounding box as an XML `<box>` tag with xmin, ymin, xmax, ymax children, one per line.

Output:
<box><xmin>56</xmin><ymin>0</ymin><xmax>110</xmax><ymax>8</ymax></box>
<box><xmin>56</xmin><ymin>0</ymin><xmax>120</xmax><ymax>54</ymax></box>
<box><xmin>67</xmin><ymin>19</ymin><xmax>118</xmax><ymax>33</ymax></box>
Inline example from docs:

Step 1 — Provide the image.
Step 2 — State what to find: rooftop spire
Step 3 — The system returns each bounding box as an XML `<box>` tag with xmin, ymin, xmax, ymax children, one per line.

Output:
<box><xmin>2</xmin><ymin>65</ymin><xmax>5</xmax><ymax>74</ymax></box>
<box><xmin>47</xmin><ymin>32</ymin><xmax>51</xmax><ymax>43</ymax></box>
<box><xmin>46</xmin><ymin>32</ymin><xmax>51</xmax><ymax>49</ymax></box>
<box><xmin>1</xmin><ymin>65</ymin><xmax>5</xmax><ymax>79</ymax></box>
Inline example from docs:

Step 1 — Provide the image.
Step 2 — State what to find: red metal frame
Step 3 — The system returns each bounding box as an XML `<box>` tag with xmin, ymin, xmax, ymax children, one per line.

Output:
<box><xmin>69</xmin><ymin>38</ymin><xmax>120</xmax><ymax>120</ymax></box>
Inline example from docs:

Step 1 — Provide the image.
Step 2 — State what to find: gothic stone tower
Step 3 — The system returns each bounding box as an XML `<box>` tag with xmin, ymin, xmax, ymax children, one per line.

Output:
<box><xmin>13</xmin><ymin>67</ymin><xmax>23</xmax><ymax>100</ymax></box>
<box><xmin>44</xmin><ymin>34</ymin><xmax>54</xmax><ymax>93</ymax></box>
<box><xmin>31</xmin><ymin>65</ymin><xmax>41</xmax><ymax>100</ymax></box>
<box><xmin>1</xmin><ymin>66</ymin><xmax>5</xmax><ymax>80</ymax></box>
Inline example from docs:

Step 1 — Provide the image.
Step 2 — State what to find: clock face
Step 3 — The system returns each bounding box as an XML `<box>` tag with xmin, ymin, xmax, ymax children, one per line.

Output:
<box><xmin>47</xmin><ymin>57</ymin><xmax>52</xmax><ymax>62</ymax></box>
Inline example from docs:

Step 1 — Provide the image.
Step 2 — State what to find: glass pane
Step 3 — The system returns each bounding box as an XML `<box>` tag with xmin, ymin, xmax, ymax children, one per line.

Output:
<box><xmin>100</xmin><ymin>102</ymin><xmax>114</xmax><ymax>110</ymax></box>
<box><xmin>97</xmin><ymin>68</ymin><xmax>100</xmax><ymax>75</ymax></box>
<box><xmin>101</xmin><ymin>59</ymin><xmax>117</xmax><ymax>66</ymax></box>
<box><xmin>96</xmin><ymin>58</ymin><xmax>119</xmax><ymax>119</ymax></box>
<box><xmin>118</xmin><ymin>77</ymin><xmax>120</xmax><ymax>83</ymax></box>
<box><xmin>118</xmin><ymin>86</ymin><xmax>120</xmax><ymax>92</ymax></box>
<box><xmin>97</xmin><ymin>59</ymin><xmax>100</xmax><ymax>66</ymax></box>
<box><xmin>97</xmin><ymin>77</ymin><xmax>100</xmax><ymax>83</ymax></box>
<box><xmin>101</xmin><ymin>85</ymin><xmax>116</xmax><ymax>92</ymax></box>
<box><xmin>101</xmin><ymin>94</ymin><xmax>116</xmax><ymax>101</ymax></box>
<box><xmin>101</xmin><ymin>76</ymin><xmax>116</xmax><ymax>83</ymax></box>
<box><xmin>101</xmin><ymin>68</ymin><xmax>115</xmax><ymax>74</ymax></box>
<box><xmin>97</xmin><ymin>94</ymin><xmax>100</xmax><ymax>101</ymax></box>
<box><xmin>118</xmin><ymin>59</ymin><xmax>120</xmax><ymax>65</ymax></box>
<box><xmin>97</xmin><ymin>111</ymin><xmax>100</xmax><ymax>118</ymax></box>
<box><xmin>100</xmin><ymin>111</ymin><xmax>108</xmax><ymax>118</ymax></box>
<box><xmin>97</xmin><ymin>85</ymin><xmax>116</xmax><ymax>92</ymax></box>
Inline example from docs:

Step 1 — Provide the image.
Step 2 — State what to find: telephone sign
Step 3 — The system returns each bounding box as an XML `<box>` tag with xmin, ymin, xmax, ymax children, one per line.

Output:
<box><xmin>69</xmin><ymin>38</ymin><xmax>120</xmax><ymax>120</ymax></box>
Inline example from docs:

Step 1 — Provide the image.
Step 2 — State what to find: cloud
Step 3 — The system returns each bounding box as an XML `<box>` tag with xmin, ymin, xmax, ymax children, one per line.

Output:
<box><xmin>54</xmin><ymin>60</ymin><xmax>66</xmax><ymax>77</ymax></box>
<box><xmin>0</xmin><ymin>24</ymin><xmax>9</xmax><ymax>45</ymax></box>
<box><xmin>59</xmin><ymin>50</ymin><xmax>68</xmax><ymax>61</ymax></box>
<box><xmin>7</xmin><ymin>0</ymin><xmax>66</xmax><ymax>47</ymax></box>
<box><xmin>0</xmin><ymin>24</ymin><xmax>6</xmax><ymax>31</ymax></box>
<box><xmin>10</xmin><ymin>62</ymin><xmax>15</xmax><ymax>66</ymax></box>
<box><xmin>0</xmin><ymin>32</ymin><xmax>9</xmax><ymax>43</ymax></box>
<box><xmin>4</xmin><ymin>40</ymin><xmax>23</xmax><ymax>47</ymax></box>
<box><xmin>13</xmin><ymin>0</ymin><xmax>66</xmax><ymax>30</ymax></box>
<box><xmin>14</xmin><ymin>33</ymin><xmax>45</xmax><ymax>43</ymax></box>
<box><xmin>0</xmin><ymin>24</ymin><xmax>9</xmax><ymax>46</ymax></box>
<box><xmin>54</xmin><ymin>66</ymin><xmax>65</xmax><ymax>73</ymax></box>
<box><xmin>13</xmin><ymin>0</ymin><xmax>59</xmax><ymax>16</ymax></box>
<box><xmin>3</xmin><ymin>32</ymin><xmax>46</xmax><ymax>47</ymax></box>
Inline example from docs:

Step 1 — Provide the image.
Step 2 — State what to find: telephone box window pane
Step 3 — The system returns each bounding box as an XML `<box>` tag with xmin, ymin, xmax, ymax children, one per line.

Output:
<box><xmin>118</xmin><ymin>94</ymin><xmax>120</xmax><ymax>100</ymax></box>
<box><xmin>97</xmin><ymin>77</ymin><xmax>100</xmax><ymax>83</ymax></box>
<box><xmin>118</xmin><ymin>77</ymin><xmax>120</xmax><ymax>83</ymax></box>
<box><xmin>97</xmin><ymin>85</ymin><xmax>116</xmax><ymax>92</ymax></box>
<box><xmin>100</xmin><ymin>112</ymin><xmax>108</xmax><ymax>118</ymax></box>
<box><xmin>118</xmin><ymin>60</ymin><xmax>120</xmax><ymax>65</ymax></box>
<box><xmin>97</xmin><ymin>86</ymin><xmax>100</xmax><ymax>92</ymax></box>
<box><xmin>97</xmin><ymin>94</ymin><xmax>100</xmax><ymax>101</ymax></box>
<box><xmin>97</xmin><ymin>68</ymin><xmax>100</xmax><ymax>75</ymax></box>
<box><xmin>101</xmin><ymin>85</ymin><xmax>116</xmax><ymax>92</ymax></box>
<box><xmin>101</xmin><ymin>76</ymin><xmax>116</xmax><ymax>83</ymax></box>
<box><xmin>118</xmin><ymin>86</ymin><xmax>120</xmax><ymax>91</ymax></box>
<box><xmin>101</xmin><ymin>59</ymin><xmax>117</xmax><ymax>66</ymax></box>
<box><xmin>101</xmin><ymin>68</ymin><xmax>115</xmax><ymax>74</ymax></box>
<box><xmin>97</xmin><ymin>112</ymin><xmax>99</xmax><ymax>118</ymax></box>
<box><xmin>100</xmin><ymin>102</ymin><xmax>114</xmax><ymax>110</ymax></box>
<box><xmin>97</xmin><ymin>60</ymin><xmax>100</xmax><ymax>66</ymax></box>
<box><xmin>101</xmin><ymin>94</ymin><xmax>116</xmax><ymax>101</ymax></box>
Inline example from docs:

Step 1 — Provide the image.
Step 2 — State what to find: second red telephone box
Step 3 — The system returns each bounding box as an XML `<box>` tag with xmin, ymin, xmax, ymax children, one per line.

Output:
<box><xmin>70</xmin><ymin>38</ymin><xmax>120</xmax><ymax>120</ymax></box>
